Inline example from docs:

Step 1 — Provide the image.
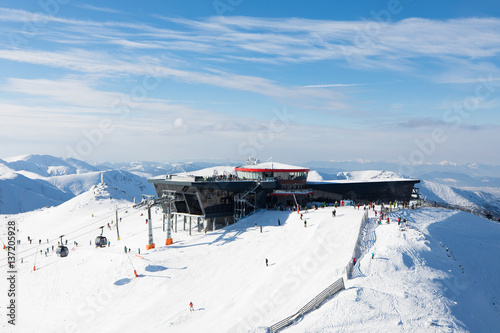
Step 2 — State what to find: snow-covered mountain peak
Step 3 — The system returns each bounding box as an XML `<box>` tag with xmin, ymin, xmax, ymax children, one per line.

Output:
<box><xmin>336</xmin><ymin>170</ymin><xmax>407</xmax><ymax>181</ymax></box>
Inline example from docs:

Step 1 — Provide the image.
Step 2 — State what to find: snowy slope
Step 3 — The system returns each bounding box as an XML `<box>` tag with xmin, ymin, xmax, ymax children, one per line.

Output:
<box><xmin>3</xmin><ymin>154</ymin><xmax>98</xmax><ymax>176</ymax></box>
<box><xmin>0</xmin><ymin>188</ymin><xmax>365</xmax><ymax>333</ymax></box>
<box><xmin>0</xmin><ymin>155</ymin><xmax>155</xmax><ymax>214</ymax></box>
<box><xmin>419</xmin><ymin>180</ymin><xmax>500</xmax><ymax>216</ymax></box>
<box><xmin>177</xmin><ymin>165</ymin><xmax>237</xmax><ymax>177</ymax></box>
<box><xmin>1</xmin><ymin>187</ymin><xmax>500</xmax><ymax>332</ymax></box>
<box><xmin>337</xmin><ymin>170</ymin><xmax>408</xmax><ymax>181</ymax></box>
<box><xmin>287</xmin><ymin>208</ymin><xmax>500</xmax><ymax>333</ymax></box>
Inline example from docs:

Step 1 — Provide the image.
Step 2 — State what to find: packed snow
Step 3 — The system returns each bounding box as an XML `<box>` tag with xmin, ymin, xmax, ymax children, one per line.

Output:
<box><xmin>287</xmin><ymin>208</ymin><xmax>500</xmax><ymax>332</ymax></box>
<box><xmin>0</xmin><ymin>184</ymin><xmax>365</xmax><ymax>332</ymax></box>
<box><xmin>1</xmin><ymin>183</ymin><xmax>499</xmax><ymax>332</ymax></box>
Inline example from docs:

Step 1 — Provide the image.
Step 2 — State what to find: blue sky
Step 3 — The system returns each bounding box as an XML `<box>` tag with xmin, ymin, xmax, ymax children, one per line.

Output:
<box><xmin>0</xmin><ymin>0</ymin><xmax>499</xmax><ymax>168</ymax></box>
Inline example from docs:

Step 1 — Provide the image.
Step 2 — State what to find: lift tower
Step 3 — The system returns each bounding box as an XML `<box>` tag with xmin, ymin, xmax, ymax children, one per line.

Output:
<box><xmin>133</xmin><ymin>191</ymin><xmax>182</xmax><ymax>250</ymax></box>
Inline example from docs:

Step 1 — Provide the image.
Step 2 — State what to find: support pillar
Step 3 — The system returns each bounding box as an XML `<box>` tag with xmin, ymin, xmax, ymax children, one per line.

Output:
<box><xmin>166</xmin><ymin>205</ymin><xmax>173</xmax><ymax>245</ymax></box>
<box><xmin>146</xmin><ymin>206</ymin><xmax>155</xmax><ymax>250</ymax></box>
<box><xmin>189</xmin><ymin>216</ymin><xmax>192</xmax><ymax>236</ymax></box>
<box><xmin>175</xmin><ymin>214</ymin><xmax>178</xmax><ymax>233</ymax></box>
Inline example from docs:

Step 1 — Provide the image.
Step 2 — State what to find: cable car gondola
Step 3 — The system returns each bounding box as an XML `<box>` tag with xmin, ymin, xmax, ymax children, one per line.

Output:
<box><xmin>56</xmin><ymin>235</ymin><xmax>69</xmax><ymax>258</ymax></box>
<box><xmin>95</xmin><ymin>226</ymin><xmax>108</xmax><ymax>248</ymax></box>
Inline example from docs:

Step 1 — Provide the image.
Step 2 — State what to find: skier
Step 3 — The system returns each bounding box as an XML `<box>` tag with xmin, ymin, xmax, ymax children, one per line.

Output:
<box><xmin>398</xmin><ymin>217</ymin><xmax>401</xmax><ymax>226</ymax></box>
<box><xmin>300</xmin><ymin>214</ymin><xmax>303</xmax><ymax>220</ymax></box>
<box><xmin>304</xmin><ymin>220</ymin><xmax>307</xmax><ymax>228</ymax></box>
<box><xmin>277</xmin><ymin>219</ymin><xmax>280</xmax><ymax>226</ymax></box>
<box><xmin>124</xmin><ymin>246</ymin><xmax>128</xmax><ymax>253</ymax></box>
<box><xmin>189</xmin><ymin>302</ymin><xmax>194</xmax><ymax>312</ymax></box>
<box><xmin>353</xmin><ymin>258</ymin><xmax>357</xmax><ymax>266</ymax></box>
<box><xmin>371</xmin><ymin>252</ymin><xmax>375</xmax><ymax>259</ymax></box>
<box><xmin>138</xmin><ymin>248</ymin><xmax>141</xmax><ymax>254</ymax></box>
<box><xmin>265</xmin><ymin>258</ymin><xmax>269</xmax><ymax>267</ymax></box>
<box><xmin>260</xmin><ymin>226</ymin><xmax>262</xmax><ymax>233</ymax></box>
<box><xmin>332</xmin><ymin>209</ymin><xmax>336</xmax><ymax>217</ymax></box>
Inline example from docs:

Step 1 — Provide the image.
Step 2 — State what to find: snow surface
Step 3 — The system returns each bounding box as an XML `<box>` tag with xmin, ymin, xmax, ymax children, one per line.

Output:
<box><xmin>0</xmin><ymin>155</ymin><xmax>155</xmax><ymax>214</ymax></box>
<box><xmin>1</xmin><ymin>185</ymin><xmax>499</xmax><ymax>332</ymax></box>
<box><xmin>287</xmin><ymin>208</ymin><xmax>500</xmax><ymax>332</ymax></box>
<box><xmin>236</xmin><ymin>162</ymin><xmax>309</xmax><ymax>170</ymax></box>
<box><xmin>0</xmin><ymin>185</ymin><xmax>365</xmax><ymax>332</ymax></box>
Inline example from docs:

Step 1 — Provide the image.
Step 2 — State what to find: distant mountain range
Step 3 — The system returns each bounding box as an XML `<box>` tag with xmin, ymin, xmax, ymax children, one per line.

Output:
<box><xmin>1</xmin><ymin>154</ymin><xmax>499</xmax><ymax>217</ymax></box>
<box><xmin>0</xmin><ymin>154</ymin><xmax>154</xmax><ymax>214</ymax></box>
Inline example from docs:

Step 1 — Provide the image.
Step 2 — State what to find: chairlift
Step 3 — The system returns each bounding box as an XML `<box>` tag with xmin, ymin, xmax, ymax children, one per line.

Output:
<box><xmin>56</xmin><ymin>235</ymin><xmax>69</xmax><ymax>258</ymax></box>
<box><xmin>95</xmin><ymin>226</ymin><xmax>108</xmax><ymax>248</ymax></box>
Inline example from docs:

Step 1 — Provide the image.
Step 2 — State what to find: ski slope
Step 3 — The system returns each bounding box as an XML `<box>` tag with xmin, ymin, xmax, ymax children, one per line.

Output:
<box><xmin>0</xmin><ymin>185</ymin><xmax>365</xmax><ymax>332</ymax></box>
<box><xmin>287</xmin><ymin>208</ymin><xmax>500</xmax><ymax>332</ymax></box>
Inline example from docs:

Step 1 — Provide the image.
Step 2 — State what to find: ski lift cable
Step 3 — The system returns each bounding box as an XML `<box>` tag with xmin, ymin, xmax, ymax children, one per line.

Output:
<box><xmin>0</xmin><ymin>205</ymin><xmax>140</xmax><ymax>264</ymax></box>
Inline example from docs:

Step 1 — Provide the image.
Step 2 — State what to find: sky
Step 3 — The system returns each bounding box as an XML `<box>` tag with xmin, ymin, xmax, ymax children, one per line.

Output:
<box><xmin>0</xmin><ymin>0</ymin><xmax>499</xmax><ymax>167</ymax></box>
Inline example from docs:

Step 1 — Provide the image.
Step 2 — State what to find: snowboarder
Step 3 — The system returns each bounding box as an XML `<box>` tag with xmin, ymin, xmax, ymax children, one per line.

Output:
<box><xmin>265</xmin><ymin>258</ymin><xmax>269</xmax><ymax>267</ymax></box>
<box><xmin>189</xmin><ymin>302</ymin><xmax>194</xmax><ymax>311</ymax></box>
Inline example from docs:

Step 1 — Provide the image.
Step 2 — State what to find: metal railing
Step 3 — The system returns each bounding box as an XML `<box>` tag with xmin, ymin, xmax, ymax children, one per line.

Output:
<box><xmin>421</xmin><ymin>199</ymin><xmax>499</xmax><ymax>221</ymax></box>
<box><xmin>345</xmin><ymin>209</ymin><xmax>369</xmax><ymax>279</ymax></box>
<box><xmin>269</xmin><ymin>277</ymin><xmax>345</xmax><ymax>333</ymax></box>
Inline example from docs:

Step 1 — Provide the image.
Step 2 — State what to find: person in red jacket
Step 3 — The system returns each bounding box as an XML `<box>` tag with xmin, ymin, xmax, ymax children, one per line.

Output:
<box><xmin>189</xmin><ymin>302</ymin><xmax>194</xmax><ymax>311</ymax></box>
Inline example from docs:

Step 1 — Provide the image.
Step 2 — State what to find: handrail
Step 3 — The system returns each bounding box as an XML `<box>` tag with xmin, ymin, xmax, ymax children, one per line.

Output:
<box><xmin>269</xmin><ymin>277</ymin><xmax>345</xmax><ymax>333</ymax></box>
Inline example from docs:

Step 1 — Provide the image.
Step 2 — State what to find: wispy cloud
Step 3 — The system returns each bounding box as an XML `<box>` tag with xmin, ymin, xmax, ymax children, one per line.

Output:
<box><xmin>304</xmin><ymin>83</ymin><xmax>364</xmax><ymax>88</ymax></box>
<box><xmin>76</xmin><ymin>4</ymin><xmax>123</xmax><ymax>14</ymax></box>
